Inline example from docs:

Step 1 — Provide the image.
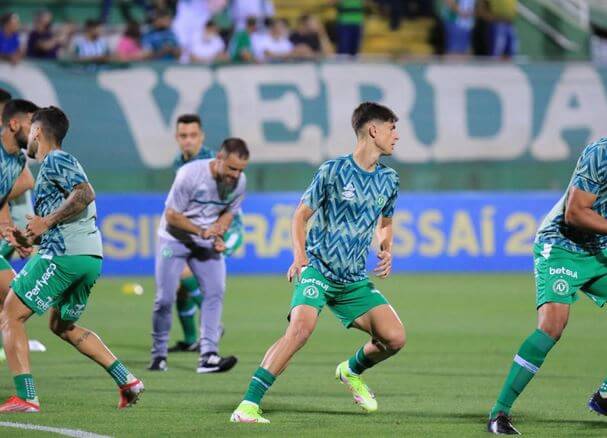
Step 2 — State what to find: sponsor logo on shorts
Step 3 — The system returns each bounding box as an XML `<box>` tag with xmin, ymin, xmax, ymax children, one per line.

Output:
<box><xmin>66</xmin><ymin>304</ymin><xmax>86</xmax><ymax>319</ymax></box>
<box><xmin>23</xmin><ymin>263</ymin><xmax>57</xmax><ymax>311</ymax></box>
<box><xmin>303</xmin><ymin>286</ymin><xmax>319</xmax><ymax>299</ymax></box>
<box><xmin>300</xmin><ymin>277</ymin><xmax>329</xmax><ymax>291</ymax></box>
<box><xmin>161</xmin><ymin>246</ymin><xmax>173</xmax><ymax>258</ymax></box>
<box><xmin>549</xmin><ymin>267</ymin><xmax>578</xmax><ymax>279</ymax></box>
<box><xmin>552</xmin><ymin>279</ymin><xmax>570</xmax><ymax>296</ymax></box>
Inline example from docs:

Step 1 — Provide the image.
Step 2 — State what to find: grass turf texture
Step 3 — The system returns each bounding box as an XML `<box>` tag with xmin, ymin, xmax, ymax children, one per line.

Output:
<box><xmin>1</xmin><ymin>274</ymin><xmax>607</xmax><ymax>437</ymax></box>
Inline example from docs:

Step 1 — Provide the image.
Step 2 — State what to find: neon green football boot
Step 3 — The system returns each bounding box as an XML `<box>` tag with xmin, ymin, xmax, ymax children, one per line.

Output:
<box><xmin>230</xmin><ymin>401</ymin><xmax>270</xmax><ymax>424</ymax></box>
<box><xmin>335</xmin><ymin>361</ymin><xmax>378</xmax><ymax>412</ymax></box>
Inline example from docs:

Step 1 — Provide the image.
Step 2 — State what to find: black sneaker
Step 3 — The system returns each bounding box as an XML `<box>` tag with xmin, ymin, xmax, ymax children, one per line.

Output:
<box><xmin>589</xmin><ymin>391</ymin><xmax>607</xmax><ymax>415</ymax></box>
<box><xmin>487</xmin><ymin>413</ymin><xmax>520</xmax><ymax>435</ymax></box>
<box><xmin>196</xmin><ymin>352</ymin><xmax>237</xmax><ymax>374</ymax></box>
<box><xmin>168</xmin><ymin>341</ymin><xmax>199</xmax><ymax>353</ymax></box>
<box><xmin>147</xmin><ymin>356</ymin><xmax>168</xmax><ymax>371</ymax></box>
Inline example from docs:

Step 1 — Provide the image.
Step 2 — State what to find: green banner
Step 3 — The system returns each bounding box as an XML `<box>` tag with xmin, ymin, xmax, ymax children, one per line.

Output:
<box><xmin>1</xmin><ymin>61</ymin><xmax>605</xmax><ymax>191</ymax></box>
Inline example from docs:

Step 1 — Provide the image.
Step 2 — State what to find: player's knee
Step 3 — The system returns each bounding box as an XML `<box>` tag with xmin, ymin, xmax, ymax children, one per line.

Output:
<box><xmin>286</xmin><ymin>322</ymin><xmax>314</xmax><ymax>347</ymax></box>
<box><xmin>153</xmin><ymin>296</ymin><xmax>174</xmax><ymax>313</ymax></box>
<box><xmin>384</xmin><ymin>327</ymin><xmax>406</xmax><ymax>352</ymax></box>
<box><xmin>49</xmin><ymin>319</ymin><xmax>70</xmax><ymax>339</ymax></box>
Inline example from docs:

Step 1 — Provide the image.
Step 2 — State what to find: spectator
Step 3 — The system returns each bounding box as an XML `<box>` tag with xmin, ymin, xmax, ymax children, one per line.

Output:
<box><xmin>116</xmin><ymin>21</ymin><xmax>148</xmax><ymax>61</ymax></box>
<box><xmin>27</xmin><ymin>10</ymin><xmax>68</xmax><ymax>59</ymax></box>
<box><xmin>332</xmin><ymin>0</ymin><xmax>365</xmax><ymax>56</ymax></box>
<box><xmin>440</xmin><ymin>0</ymin><xmax>476</xmax><ymax>55</ymax></box>
<box><xmin>187</xmin><ymin>20</ymin><xmax>227</xmax><ymax>64</ymax></box>
<box><xmin>290</xmin><ymin>14</ymin><xmax>334</xmax><ymax>59</ymax></box>
<box><xmin>142</xmin><ymin>9</ymin><xmax>181</xmax><ymax>60</ymax></box>
<box><xmin>72</xmin><ymin>19</ymin><xmax>111</xmax><ymax>62</ymax></box>
<box><xmin>99</xmin><ymin>0</ymin><xmax>153</xmax><ymax>24</ymax></box>
<box><xmin>228</xmin><ymin>16</ymin><xmax>257</xmax><ymax>62</ymax></box>
<box><xmin>231</xmin><ymin>0</ymin><xmax>274</xmax><ymax>30</ymax></box>
<box><xmin>253</xmin><ymin>18</ymin><xmax>293</xmax><ymax>62</ymax></box>
<box><xmin>479</xmin><ymin>0</ymin><xmax>517</xmax><ymax>59</ymax></box>
<box><xmin>0</xmin><ymin>13</ymin><xmax>22</xmax><ymax>64</ymax></box>
<box><xmin>172</xmin><ymin>0</ymin><xmax>211</xmax><ymax>51</ymax></box>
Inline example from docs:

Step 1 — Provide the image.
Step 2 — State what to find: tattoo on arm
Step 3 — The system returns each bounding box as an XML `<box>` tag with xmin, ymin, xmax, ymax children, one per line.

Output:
<box><xmin>46</xmin><ymin>183</ymin><xmax>95</xmax><ymax>228</ymax></box>
<box><xmin>73</xmin><ymin>330</ymin><xmax>92</xmax><ymax>347</ymax></box>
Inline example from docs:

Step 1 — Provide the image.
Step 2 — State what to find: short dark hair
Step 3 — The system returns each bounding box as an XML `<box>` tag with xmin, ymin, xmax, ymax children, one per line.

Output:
<box><xmin>2</xmin><ymin>99</ymin><xmax>39</xmax><ymax>126</ymax></box>
<box><xmin>245</xmin><ymin>16</ymin><xmax>257</xmax><ymax>29</ymax></box>
<box><xmin>220</xmin><ymin>137</ymin><xmax>249</xmax><ymax>160</ymax></box>
<box><xmin>0</xmin><ymin>88</ymin><xmax>12</xmax><ymax>104</ymax></box>
<box><xmin>351</xmin><ymin>102</ymin><xmax>398</xmax><ymax>136</ymax></box>
<box><xmin>84</xmin><ymin>18</ymin><xmax>101</xmax><ymax>29</ymax></box>
<box><xmin>176</xmin><ymin>114</ymin><xmax>202</xmax><ymax>128</ymax></box>
<box><xmin>205</xmin><ymin>20</ymin><xmax>217</xmax><ymax>29</ymax></box>
<box><xmin>31</xmin><ymin>106</ymin><xmax>70</xmax><ymax>145</ymax></box>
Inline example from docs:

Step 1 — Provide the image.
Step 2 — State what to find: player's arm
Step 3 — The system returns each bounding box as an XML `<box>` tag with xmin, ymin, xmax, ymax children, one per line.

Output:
<box><xmin>7</xmin><ymin>167</ymin><xmax>34</xmax><ymax>201</ymax></box>
<box><xmin>287</xmin><ymin>203</ymin><xmax>314</xmax><ymax>282</ymax></box>
<box><xmin>25</xmin><ymin>182</ymin><xmax>95</xmax><ymax>242</ymax></box>
<box><xmin>165</xmin><ymin>208</ymin><xmax>212</xmax><ymax>238</ymax></box>
<box><xmin>564</xmin><ymin>186</ymin><xmax>607</xmax><ymax>234</ymax></box>
<box><xmin>374</xmin><ymin>216</ymin><xmax>393</xmax><ymax>279</ymax></box>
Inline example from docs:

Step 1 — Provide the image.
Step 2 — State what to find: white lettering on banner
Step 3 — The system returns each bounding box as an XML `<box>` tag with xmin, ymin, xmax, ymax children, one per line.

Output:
<box><xmin>532</xmin><ymin>65</ymin><xmax>607</xmax><ymax>160</ymax></box>
<box><xmin>320</xmin><ymin>64</ymin><xmax>429</xmax><ymax>162</ymax></box>
<box><xmin>98</xmin><ymin>67</ymin><xmax>213</xmax><ymax>168</ymax></box>
<box><xmin>425</xmin><ymin>65</ymin><xmax>532</xmax><ymax>161</ymax></box>
<box><xmin>0</xmin><ymin>63</ymin><xmax>59</xmax><ymax>106</ymax></box>
<box><xmin>216</xmin><ymin>64</ymin><xmax>322</xmax><ymax>163</ymax></box>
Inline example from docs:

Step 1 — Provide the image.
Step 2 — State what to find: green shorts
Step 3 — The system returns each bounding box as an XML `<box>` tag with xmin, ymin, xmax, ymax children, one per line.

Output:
<box><xmin>0</xmin><ymin>240</ymin><xmax>15</xmax><ymax>261</ymax></box>
<box><xmin>0</xmin><ymin>254</ymin><xmax>12</xmax><ymax>271</ymax></box>
<box><xmin>290</xmin><ymin>266</ymin><xmax>389</xmax><ymax>328</ymax></box>
<box><xmin>534</xmin><ymin>243</ymin><xmax>607</xmax><ymax>308</ymax></box>
<box><xmin>12</xmin><ymin>254</ymin><xmax>102</xmax><ymax>321</ymax></box>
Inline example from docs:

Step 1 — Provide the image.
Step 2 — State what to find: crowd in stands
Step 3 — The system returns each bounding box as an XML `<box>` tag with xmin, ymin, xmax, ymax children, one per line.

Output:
<box><xmin>0</xmin><ymin>0</ymin><xmax>518</xmax><ymax>67</ymax></box>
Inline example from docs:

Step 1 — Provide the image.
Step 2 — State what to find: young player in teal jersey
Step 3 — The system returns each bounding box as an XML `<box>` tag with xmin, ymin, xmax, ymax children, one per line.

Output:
<box><xmin>163</xmin><ymin>114</ymin><xmax>244</xmax><ymax>356</ymax></box>
<box><xmin>488</xmin><ymin>138</ymin><xmax>607</xmax><ymax>435</ymax></box>
<box><xmin>0</xmin><ymin>106</ymin><xmax>143</xmax><ymax>412</ymax></box>
<box><xmin>231</xmin><ymin>102</ymin><xmax>405</xmax><ymax>423</ymax></box>
<box><xmin>0</xmin><ymin>99</ymin><xmax>39</xmax><ymax>363</ymax></box>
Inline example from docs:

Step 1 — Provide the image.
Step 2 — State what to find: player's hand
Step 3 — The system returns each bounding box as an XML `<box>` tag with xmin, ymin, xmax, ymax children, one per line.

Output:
<box><xmin>287</xmin><ymin>256</ymin><xmax>309</xmax><ymax>283</ymax></box>
<box><xmin>374</xmin><ymin>250</ymin><xmax>392</xmax><ymax>279</ymax></box>
<box><xmin>4</xmin><ymin>226</ymin><xmax>33</xmax><ymax>257</ymax></box>
<box><xmin>213</xmin><ymin>236</ymin><xmax>226</xmax><ymax>253</ymax></box>
<box><xmin>25</xmin><ymin>214</ymin><xmax>50</xmax><ymax>241</ymax></box>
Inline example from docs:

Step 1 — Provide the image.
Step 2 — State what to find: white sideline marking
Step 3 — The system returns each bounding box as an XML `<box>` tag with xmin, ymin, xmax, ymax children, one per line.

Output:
<box><xmin>0</xmin><ymin>421</ymin><xmax>111</xmax><ymax>438</ymax></box>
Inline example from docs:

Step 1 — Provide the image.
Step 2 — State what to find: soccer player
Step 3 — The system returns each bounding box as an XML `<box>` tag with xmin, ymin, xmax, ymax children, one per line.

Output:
<box><xmin>0</xmin><ymin>99</ymin><xmax>39</xmax><ymax>363</ymax></box>
<box><xmin>488</xmin><ymin>138</ymin><xmax>607</xmax><ymax>434</ymax></box>
<box><xmin>165</xmin><ymin>114</ymin><xmax>245</xmax><ymax>354</ymax></box>
<box><xmin>150</xmin><ymin>137</ymin><xmax>248</xmax><ymax>373</ymax></box>
<box><xmin>230</xmin><ymin>102</ymin><xmax>405</xmax><ymax>424</ymax></box>
<box><xmin>0</xmin><ymin>106</ymin><xmax>144</xmax><ymax>412</ymax></box>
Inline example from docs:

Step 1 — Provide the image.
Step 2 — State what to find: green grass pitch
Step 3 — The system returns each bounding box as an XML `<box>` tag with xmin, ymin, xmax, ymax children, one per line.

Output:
<box><xmin>1</xmin><ymin>274</ymin><xmax>607</xmax><ymax>437</ymax></box>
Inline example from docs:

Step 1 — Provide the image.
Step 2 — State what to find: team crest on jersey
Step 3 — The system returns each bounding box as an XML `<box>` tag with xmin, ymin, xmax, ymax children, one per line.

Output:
<box><xmin>342</xmin><ymin>182</ymin><xmax>356</xmax><ymax>201</ymax></box>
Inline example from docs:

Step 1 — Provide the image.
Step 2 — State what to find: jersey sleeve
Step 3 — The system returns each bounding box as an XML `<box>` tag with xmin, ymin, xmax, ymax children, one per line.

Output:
<box><xmin>165</xmin><ymin>166</ymin><xmax>193</xmax><ymax>213</ymax></box>
<box><xmin>45</xmin><ymin>153</ymin><xmax>88</xmax><ymax>194</ymax></box>
<box><xmin>571</xmin><ymin>145</ymin><xmax>606</xmax><ymax>195</ymax></box>
<box><xmin>301</xmin><ymin>161</ymin><xmax>331</xmax><ymax>211</ymax></box>
<box><xmin>382</xmin><ymin>173</ymin><xmax>399</xmax><ymax>218</ymax></box>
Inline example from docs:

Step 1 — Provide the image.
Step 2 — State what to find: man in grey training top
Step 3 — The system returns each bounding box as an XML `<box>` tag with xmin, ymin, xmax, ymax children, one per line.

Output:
<box><xmin>149</xmin><ymin>138</ymin><xmax>249</xmax><ymax>373</ymax></box>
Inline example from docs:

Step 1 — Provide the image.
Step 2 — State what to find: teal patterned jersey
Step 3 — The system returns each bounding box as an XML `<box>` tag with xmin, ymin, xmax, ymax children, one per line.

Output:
<box><xmin>34</xmin><ymin>150</ymin><xmax>103</xmax><ymax>257</ymax></box>
<box><xmin>302</xmin><ymin>154</ymin><xmax>399</xmax><ymax>284</ymax></box>
<box><xmin>0</xmin><ymin>143</ymin><xmax>26</xmax><ymax>206</ymax></box>
<box><xmin>536</xmin><ymin>138</ymin><xmax>607</xmax><ymax>254</ymax></box>
<box><xmin>172</xmin><ymin>147</ymin><xmax>213</xmax><ymax>170</ymax></box>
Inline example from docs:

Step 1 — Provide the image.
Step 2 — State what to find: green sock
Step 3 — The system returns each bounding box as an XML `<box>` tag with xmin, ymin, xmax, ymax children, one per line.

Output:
<box><xmin>14</xmin><ymin>374</ymin><xmax>37</xmax><ymax>402</ymax></box>
<box><xmin>348</xmin><ymin>347</ymin><xmax>375</xmax><ymax>375</ymax></box>
<box><xmin>176</xmin><ymin>297</ymin><xmax>198</xmax><ymax>345</ymax></box>
<box><xmin>243</xmin><ymin>367</ymin><xmax>276</xmax><ymax>405</ymax></box>
<box><xmin>490</xmin><ymin>329</ymin><xmax>556</xmax><ymax>418</ymax></box>
<box><xmin>190</xmin><ymin>288</ymin><xmax>203</xmax><ymax>307</ymax></box>
<box><xmin>106</xmin><ymin>360</ymin><xmax>135</xmax><ymax>386</ymax></box>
